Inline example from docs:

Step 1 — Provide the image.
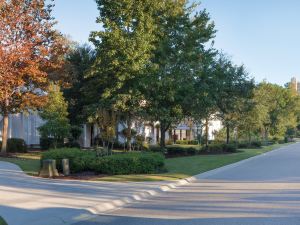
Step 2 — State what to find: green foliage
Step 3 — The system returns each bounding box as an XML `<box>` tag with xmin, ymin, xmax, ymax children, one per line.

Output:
<box><xmin>149</xmin><ymin>145</ymin><xmax>166</xmax><ymax>153</ymax></box>
<box><xmin>41</xmin><ymin>148</ymin><xmax>96</xmax><ymax>173</ymax></box>
<box><xmin>0</xmin><ymin>138</ymin><xmax>27</xmax><ymax>153</ymax></box>
<box><xmin>202</xmin><ymin>143</ymin><xmax>238</xmax><ymax>153</ymax></box>
<box><xmin>39</xmin><ymin>84</ymin><xmax>71</xmax><ymax>148</ymax></box>
<box><xmin>175</xmin><ymin>140</ymin><xmax>199</xmax><ymax>145</ymax></box>
<box><xmin>41</xmin><ymin>148</ymin><xmax>164</xmax><ymax>175</ymax></box>
<box><xmin>92</xmin><ymin>153</ymin><xmax>165</xmax><ymax>175</ymax></box>
<box><xmin>166</xmin><ymin>146</ymin><xmax>198</xmax><ymax>156</ymax></box>
<box><xmin>40</xmin><ymin>137</ymin><xmax>63</xmax><ymax>150</ymax></box>
<box><xmin>143</xmin><ymin>2</ymin><xmax>216</xmax><ymax>147</ymax></box>
<box><xmin>0</xmin><ymin>216</ymin><xmax>7</xmax><ymax>225</ymax></box>
<box><xmin>63</xmin><ymin>44</ymin><xmax>96</xmax><ymax>126</ymax></box>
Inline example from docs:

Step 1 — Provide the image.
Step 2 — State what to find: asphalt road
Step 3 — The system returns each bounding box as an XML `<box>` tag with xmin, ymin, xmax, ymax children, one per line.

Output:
<box><xmin>0</xmin><ymin>162</ymin><xmax>169</xmax><ymax>225</ymax></box>
<box><xmin>75</xmin><ymin>143</ymin><xmax>300</xmax><ymax>225</ymax></box>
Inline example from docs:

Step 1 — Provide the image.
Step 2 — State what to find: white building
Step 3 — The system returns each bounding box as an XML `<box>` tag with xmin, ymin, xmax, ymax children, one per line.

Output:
<box><xmin>0</xmin><ymin>112</ymin><xmax>44</xmax><ymax>146</ymax></box>
<box><xmin>0</xmin><ymin>112</ymin><xmax>223</xmax><ymax>148</ymax></box>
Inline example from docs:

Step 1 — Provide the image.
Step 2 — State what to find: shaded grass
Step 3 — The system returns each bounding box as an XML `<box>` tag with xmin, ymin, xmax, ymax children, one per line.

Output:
<box><xmin>0</xmin><ymin>217</ymin><xmax>7</xmax><ymax>225</ymax></box>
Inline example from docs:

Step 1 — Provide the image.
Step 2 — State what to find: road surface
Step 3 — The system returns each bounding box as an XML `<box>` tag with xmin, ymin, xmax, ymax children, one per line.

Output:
<box><xmin>75</xmin><ymin>143</ymin><xmax>300</xmax><ymax>225</ymax></box>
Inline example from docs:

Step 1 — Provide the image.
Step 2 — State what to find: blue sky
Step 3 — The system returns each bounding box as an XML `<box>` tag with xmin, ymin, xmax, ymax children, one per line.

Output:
<box><xmin>52</xmin><ymin>0</ymin><xmax>300</xmax><ymax>85</ymax></box>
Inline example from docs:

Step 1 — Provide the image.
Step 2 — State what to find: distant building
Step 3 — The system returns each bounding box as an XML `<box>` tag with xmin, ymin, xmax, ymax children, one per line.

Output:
<box><xmin>290</xmin><ymin>77</ymin><xmax>300</xmax><ymax>94</ymax></box>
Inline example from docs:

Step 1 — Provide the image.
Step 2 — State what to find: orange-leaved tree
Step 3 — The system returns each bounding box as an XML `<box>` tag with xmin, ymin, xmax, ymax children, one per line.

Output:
<box><xmin>0</xmin><ymin>0</ymin><xmax>67</xmax><ymax>154</ymax></box>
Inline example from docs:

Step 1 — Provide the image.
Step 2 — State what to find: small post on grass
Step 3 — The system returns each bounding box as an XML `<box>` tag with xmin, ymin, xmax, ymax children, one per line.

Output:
<box><xmin>62</xmin><ymin>159</ymin><xmax>70</xmax><ymax>176</ymax></box>
<box><xmin>39</xmin><ymin>159</ymin><xmax>59</xmax><ymax>178</ymax></box>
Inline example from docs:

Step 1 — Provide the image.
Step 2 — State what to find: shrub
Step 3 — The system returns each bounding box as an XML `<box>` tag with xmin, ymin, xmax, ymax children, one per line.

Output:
<box><xmin>149</xmin><ymin>145</ymin><xmax>165</xmax><ymax>153</ymax></box>
<box><xmin>201</xmin><ymin>143</ymin><xmax>237</xmax><ymax>153</ymax></box>
<box><xmin>64</xmin><ymin>141</ymin><xmax>81</xmax><ymax>148</ymax></box>
<box><xmin>41</xmin><ymin>148</ymin><xmax>96</xmax><ymax>173</ymax></box>
<box><xmin>166</xmin><ymin>146</ymin><xmax>198</xmax><ymax>156</ymax></box>
<box><xmin>92</xmin><ymin>152</ymin><xmax>165</xmax><ymax>175</ymax></box>
<box><xmin>167</xmin><ymin>146</ymin><xmax>187</xmax><ymax>156</ymax></box>
<box><xmin>41</xmin><ymin>148</ymin><xmax>165</xmax><ymax>175</ymax></box>
<box><xmin>40</xmin><ymin>137</ymin><xmax>64</xmax><ymax>150</ymax></box>
<box><xmin>203</xmin><ymin>144</ymin><xmax>224</xmax><ymax>153</ymax></box>
<box><xmin>1</xmin><ymin>138</ymin><xmax>27</xmax><ymax>153</ymax></box>
<box><xmin>222</xmin><ymin>144</ymin><xmax>238</xmax><ymax>153</ymax></box>
<box><xmin>251</xmin><ymin>141</ymin><xmax>262</xmax><ymax>148</ymax></box>
<box><xmin>238</xmin><ymin>142</ymin><xmax>249</xmax><ymax>149</ymax></box>
<box><xmin>176</xmin><ymin>140</ymin><xmax>189</xmax><ymax>145</ymax></box>
<box><xmin>175</xmin><ymin>140</ymin><xmax>198</xmax><ymax>145</ymax></box>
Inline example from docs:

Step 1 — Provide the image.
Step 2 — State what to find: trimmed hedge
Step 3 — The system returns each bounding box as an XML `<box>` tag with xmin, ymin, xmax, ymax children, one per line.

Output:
<box><xmin>202</xmin><ymin>144</ymin><xmax>238</xmax><ymax>153</ymax></box>
<box><xmin>167</xmin><ymin>146</ymin><xmax>198</xmax><ymax>156</ymax></box>
<box><xmin>92</xmin><ymin>152</ymin><xmax>165</xmax><ymax>175</ymax></box>
<box><xmin>175</xmin><ymin>140</ymin><xmax>199</xmax><ymax>145</ymax></box>
<box><xmin>41</xmin><ymin>148</ymin><xmax>96</xmax><ymax>173</ymax></box>
<box><xmin>41</xmin><ymin>148</ymin><xmax>165</xmax><ymax>175</ymax></box>
<box><xmin>0</xmin><ymin>138</ymin><xmax>27</xmax><ymax>153</ymax></box>
<box><xmin>238</xmin><ymin>141</ymin><xmax>262</xmax><ymax>149</ymax></box>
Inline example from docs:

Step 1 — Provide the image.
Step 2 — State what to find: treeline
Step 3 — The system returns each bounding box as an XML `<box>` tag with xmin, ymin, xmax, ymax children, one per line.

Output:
<box><xmin>4</xmin><ymin>0</ymin><xmax>297</xmax><ymax>153</ymax></box>
<box><xmin>56</xmin><ymin>0</ymin><xmax>252</xmax><ymax>150</ymax></box>
<box><xmin>42</xmin><ymin>0</ymin><xmax>300</xmax><ymax>150</ymax></box>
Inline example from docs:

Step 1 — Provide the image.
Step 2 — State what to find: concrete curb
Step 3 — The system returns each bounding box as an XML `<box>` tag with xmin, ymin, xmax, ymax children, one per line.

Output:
<box><xmin>86</xmin><ymin>176</ymin><xmax>198</xmax><ymax>214</ymax></box>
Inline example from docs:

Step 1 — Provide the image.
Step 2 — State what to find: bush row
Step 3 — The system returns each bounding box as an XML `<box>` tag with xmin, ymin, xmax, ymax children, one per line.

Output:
<box><xmin>237</xmin><ymin>141</ymin><xmax>262</xmax><ymax>149</ymax></box>
<box><xmin>41</xmin><ymin>148</ymin><xmax>165</xmax><ymax>175</ymax></box>
<box><xmin>0</xmin><ymin>138</ymin><xmax>27</xmax><ymax>153</ymax></box>
<box><xmin>149</xmin><ymin>143</ymin><xmax>238</xmax><ymax>156</ymax></box>
<box><xmin>40</xmin><ymin>137</ymin><xmax>80</xmax><ymax>150</ymax></box>
<box><xmin>175</xmin><ymin>140</ymin><xmax>199</xmax><ymax>145</ymax></box>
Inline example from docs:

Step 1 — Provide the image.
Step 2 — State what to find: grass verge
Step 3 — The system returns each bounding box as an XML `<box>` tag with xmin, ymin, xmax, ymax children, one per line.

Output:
<box><xmin>0</xmin><ymin>156</ymin><xmax>40</xmax><ymax>176</ymax></box>
<box><xmin>97</xmin><ymin>143</ymin><xmax>292</xmax><ymax>182</ymax></box>
<box><xmin>0</xmin><ymin>143</ymin><xmax>292</xmax><ymax>181</ymax></box>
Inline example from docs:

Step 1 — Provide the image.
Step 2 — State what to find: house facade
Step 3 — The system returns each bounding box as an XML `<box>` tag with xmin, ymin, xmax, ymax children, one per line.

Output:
<box><xmin>0</xmin><ymin>112</ymin><xmax>222</xmax><ymax>148</ymax></box>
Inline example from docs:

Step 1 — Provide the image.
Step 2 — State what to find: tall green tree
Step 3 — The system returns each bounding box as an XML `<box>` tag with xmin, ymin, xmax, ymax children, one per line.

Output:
<box><xmin>87</xmin><ymin>0</ymin><xmax>161</xmax><ymax>150</ymax></box>
<box><xmin>213</xmin><ymin>55</ymin><xmax>254</xmax><ymax>144</ymax></box>
<box><xmin>144</xmin><ymin>1</ymin><xmax>216</xmax><ymax>148</ymax></box>
<box><xmin>63</xmin><ymin>44</ymin><xmax>96</xmax><ymax>126</ymax></box>
<box><xmin>239</xmin><ymin>82</ymin><xmax>298</xmax><ymax>143</ymax></box>
<box><xmin>38</xmin><ymin>84</ymin><xmax>71</xmax><ymax>149</ymax></box>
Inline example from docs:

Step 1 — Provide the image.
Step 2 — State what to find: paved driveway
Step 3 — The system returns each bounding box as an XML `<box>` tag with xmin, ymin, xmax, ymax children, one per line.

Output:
<box><xmin>0</xmin><ymin>162</ymin><xmax>170</xmax><ymax>225</ymax></box>
<box><xmin>75</xmin><ymin>143</ymin><xmax>300</xmax><ymax>225</ymax></box>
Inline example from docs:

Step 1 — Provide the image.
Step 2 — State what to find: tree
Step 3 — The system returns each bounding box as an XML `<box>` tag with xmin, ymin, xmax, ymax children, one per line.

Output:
<box><xmin>63</xmin><ymin>44</ymin><xmax>96</xmax><ymax>126</ymax></box>
<box><xmin>144</xmin><ymin>1</ymin><xmax>216</xmax><ymax>148</ymax></box>
<box><xmin>87</xmin><ymin>0</ymin><xmax>161</xmax><ymax>150</ymax></box>
<box><xmin>38</xmin><ymin>84</ymin><xmax>70</xmax><ymax>149</ymax></box>
<box><xmin>213</xmin><ymin>55</ymin><xmax>254</xmax><ymax>144</ymax></box>
<box><xmin>0</xmin><ymin>0</ymin><xmax>66</xmax><ymax>154</ymax></box>
<box><xmin>88</xmin><ymin>108</ymin><xmax>117</xmax><ymax>155</ymax></box>
<box><xmin>238</xmin><ymin>82</ymin><xmax>299</xmax><ymax>143</ymax></box>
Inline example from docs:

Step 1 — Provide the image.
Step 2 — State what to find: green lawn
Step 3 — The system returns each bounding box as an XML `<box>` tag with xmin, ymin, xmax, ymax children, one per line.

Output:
<box><xmin>0</xmin><ymin>143</ymin><xmax>292</xmax><ymax>181</ymax></box>
<box><xmin>0</xmin><ymin>157</ymin><xmax>40</xmax><ymax>176</ymax></box>
<box><xmin>0</xmin><ymin>217</ymin><xmax>7</xmax><ymax>225</ymax></box>
<box><xmin>97</xmin><ymin>143</ymin><xmax>291</xmax><ymax>181</ymax></box>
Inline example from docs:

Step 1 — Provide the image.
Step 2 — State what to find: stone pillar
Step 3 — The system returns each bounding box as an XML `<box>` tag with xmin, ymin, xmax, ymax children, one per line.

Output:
<box><xmin>62</xmin><ymin>159</ymin><xmax>70</xmax><ymax>176</ymax></box>
<box><xmin>39</xmin><ymin>159</ymin><xmax>59</xmax><ymax>178</ymax></box>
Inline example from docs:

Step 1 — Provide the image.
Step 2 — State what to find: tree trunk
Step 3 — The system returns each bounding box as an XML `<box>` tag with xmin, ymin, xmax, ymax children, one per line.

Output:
<box><xmin>1</xmin><ymin>113</ymin><xmax>8</xmax><ymax>154</ymax></box>
<box><xmin>205</xmin><ymin>117</ymin><xmax>209</xmax><ymax>148</ymax></box>
<box><xmin>160</xmin><ymin>125</ymin><xmax>166</xmax><ymax>148</ymax></box>
<box><xmin>126</xmin><ymin>116</ymin><xmax>132</xmax><ymax>151</ymax></box>
<box><xmin>226</xmin><ymin>124</ymin><xmax>230</xmax><ymax>144</ymax></box>
<box><xmin>159</xmin><ymin>121</ymin><xmax>170</xmax><ymax>149</ymax></box>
